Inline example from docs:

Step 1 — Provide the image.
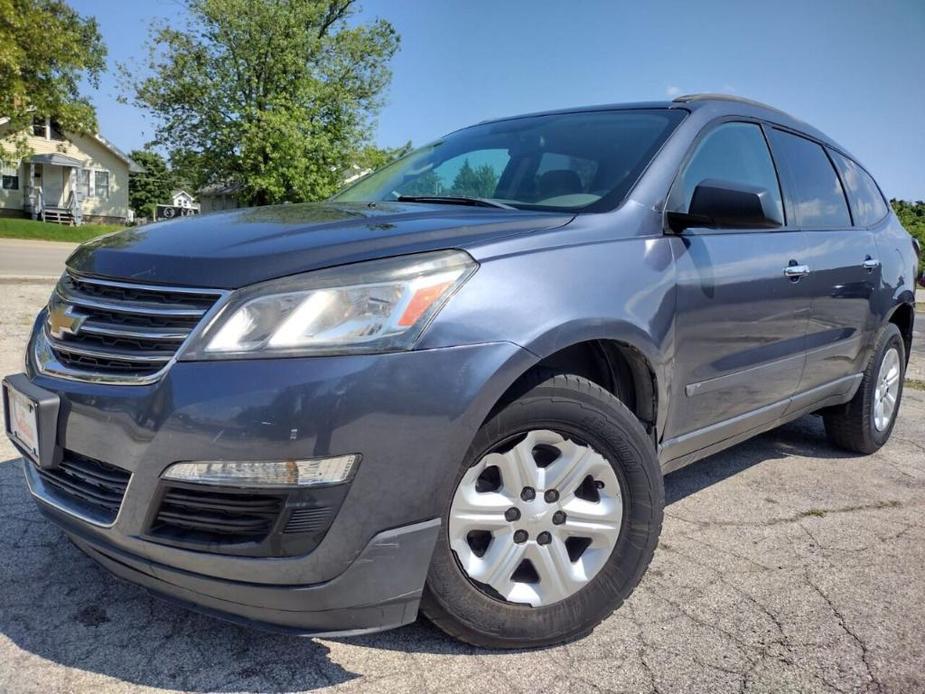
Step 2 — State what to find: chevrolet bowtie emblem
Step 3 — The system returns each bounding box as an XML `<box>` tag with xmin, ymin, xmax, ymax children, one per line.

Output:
<box><xmin>47</xmin><ymin>302</ymin><xmax>87</xmax><ymax>339</ymax></box>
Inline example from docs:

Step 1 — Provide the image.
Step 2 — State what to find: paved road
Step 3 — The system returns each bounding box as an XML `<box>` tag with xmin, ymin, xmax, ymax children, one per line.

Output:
<box><xmin>0</xmin><ymin>238</ymin><xmax>77</xmax><ymax>279</ymax></box>
<box><xmin>0</xmin><ymin>283</ymin><xmax>924</xmax><ymax>693</ymax></box>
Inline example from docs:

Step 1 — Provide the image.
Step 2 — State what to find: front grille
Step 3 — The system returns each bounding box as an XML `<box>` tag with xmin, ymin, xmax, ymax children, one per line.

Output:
<box><xmin>150</xmin><ymin>487</ymin><xmax>283</xmax><ymax>545</ymax></box>
<box><xmin>34</xmin><ymin>452</ymin><xmax>131</xmax><ymax>524</ymax></box>
<box><xmin>43</xmin><ymin>272</ymin><xmax>224</xmax><ymax>381</ymax></box>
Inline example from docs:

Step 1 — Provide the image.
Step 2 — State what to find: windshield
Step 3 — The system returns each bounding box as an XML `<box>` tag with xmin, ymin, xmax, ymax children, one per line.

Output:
<box><xmin>334</xmin><ymin>109</ymin><xmax>686</xmax><ymax>212</ymax></box>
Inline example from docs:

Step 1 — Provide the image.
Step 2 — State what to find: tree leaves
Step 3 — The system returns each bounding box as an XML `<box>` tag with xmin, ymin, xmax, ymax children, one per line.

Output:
<box><xmin>123</xmin><ymin>0</ymin><xmax>400</xmax><ymax>206</ymax></box>
<box><xmin>0</xmin><ymin>0</ymin><xmax>106</xmax><ymax>163</ymax></box>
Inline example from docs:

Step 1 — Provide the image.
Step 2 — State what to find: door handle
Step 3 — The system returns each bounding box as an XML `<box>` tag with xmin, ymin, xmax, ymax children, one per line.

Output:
<box><xmin>784</xmin><ymin>264</ymin><xmax>810</xmax><ymax>279</ymax></box>
<box><xmin>863</xmin><ymin>257</ymin><xmax>880</xmax><ymax>271</ymax></box>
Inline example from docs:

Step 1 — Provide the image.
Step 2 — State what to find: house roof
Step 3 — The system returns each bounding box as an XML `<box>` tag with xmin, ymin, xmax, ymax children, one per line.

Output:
<box><xmin>0</xmin><ymin>115</ymin><xmax>143</xmax><ymax>173</ymax></box>
<box><xmin>28</xmin><ymin>153</ymin><xmax>83</xmax><ymax>167</ymax></box>
<box><xmin>198</xmin><ymin>182</ymin><xmax>244</xmax><ymax>196</ymax></box>
<box><xmin>93</xmin><ymin>133</ymin><xmax>144</xmax><ymax>173</ymax></box>
<box><xmin>171</xmin><ymin>189</ymin><xmax>194</xmax><ymax>198</ymax></box>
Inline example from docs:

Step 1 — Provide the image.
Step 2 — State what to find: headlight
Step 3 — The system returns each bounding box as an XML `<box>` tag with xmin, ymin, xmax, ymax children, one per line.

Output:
<box><xmin>181</xmin><ymin>250</ymin><xmax>476</xmax><ymax>359</ymax></box>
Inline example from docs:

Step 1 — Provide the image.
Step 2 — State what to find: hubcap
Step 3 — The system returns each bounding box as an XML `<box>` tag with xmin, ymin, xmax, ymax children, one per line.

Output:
<box><xmin>873</xmin><ymin>347</ymin><xmax>901</xmax><ymax>431</ymax></box>
<box><xmin>448</xmin><ymin>429</ymin><xmax>622</xmax><ymax>607</ymax></box>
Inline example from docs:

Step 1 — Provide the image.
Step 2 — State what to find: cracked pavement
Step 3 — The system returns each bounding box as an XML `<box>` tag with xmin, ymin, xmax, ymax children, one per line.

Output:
<box><xmin>1</xmin><ymin>282</ymin><xmax>923</xmax><ymax>693</ymax></box>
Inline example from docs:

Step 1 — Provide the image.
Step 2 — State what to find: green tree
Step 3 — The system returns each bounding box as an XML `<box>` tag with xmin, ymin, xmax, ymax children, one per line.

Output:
<box><xmin>398</xmin><ymin>168</ymin><xmax>443</xmax><ymax>197</ymax></box>
<box><xmin>891</xmin><ymin>199</ymin><xmax>925</xmax><ymax>253</ymax></box>
<box><xmin>448</xmin><ymin>159</ymin><xmax>498</xmax><ymax>198</ymax></box>
<box><xmin>123</xmin><ymin>0</ymin><xmax>399</xmax><ymax>206</ymax></box>
<box><xmin>128</xmin><ymin>149</ymin><xmax>177</xmax><ymax>219</ymax></box>
<box><xmin>354</xmin><ymin>141</ymin><xmax>412</xmax><ymax>173</ymax></box>
<box><xmin>0</xmin><ymin>0</ymin><xmax>106</xmax><ymax>163</ymax></box>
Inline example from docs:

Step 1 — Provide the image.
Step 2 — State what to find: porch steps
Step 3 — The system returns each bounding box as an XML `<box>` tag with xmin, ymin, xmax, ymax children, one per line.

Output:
<box><xmin>41</xmin><ymin>207</ymin><xmax>75</xmax><ymax>225</ymax></box>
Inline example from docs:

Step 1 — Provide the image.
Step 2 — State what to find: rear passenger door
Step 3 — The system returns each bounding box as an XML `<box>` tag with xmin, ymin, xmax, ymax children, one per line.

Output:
<box><xmin>766</xmin><ymin>129</ymin><xmax>881</xmax><ymax>393</ymax></box>
<box><xmin>664</xmin><ymin>122</ymin><xmax>812</xmax><ymax>443</ymax></box>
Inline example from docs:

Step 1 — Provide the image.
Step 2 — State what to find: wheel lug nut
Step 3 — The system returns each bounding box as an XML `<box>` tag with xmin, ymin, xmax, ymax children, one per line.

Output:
<box><xmin>537</xmin><ymin>531</ymin><xmax>551</xmax><ymax>545</ymax></box>
<box><xmin>504</xmin><ymin>507</ymin><xmax>520</xmax><ymax>522</ymax></box>
<box><xmin>521</xmin><ymin>487</ymin><xmax>536</xmax><ymax>501</ymax></box>
<box><xmin>552</xmin><ymin>510</ymin><xmax>566</xmax><ymax>525</ymax></box>
<box><xmin>513</xmin><ymin>529</ymin><xmax>528</xmax><ymax>544</ymax></box>
<box><xmin>544</xmin><ymin>489</ymin><xmax>559</xmax><ymax>503</ymax></box>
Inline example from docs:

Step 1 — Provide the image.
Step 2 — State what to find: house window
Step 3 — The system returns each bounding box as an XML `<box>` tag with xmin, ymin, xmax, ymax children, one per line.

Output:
<box><xmin>49</xmin><ymin>119</ymin><xmax>65</xmax><ymax>142</ymax></box>
<box><xmin>94</xmin><ymin>170</ymin><xmax>110</xmax><ymax>199</ymax></box>
<box><xmin>1</xmin><ymin>165</ymin><xmax>18</xmax><ymax>190</ymax></box>
<box><xmin>32</xmin><ymin>116</ymin><xmax>47</xmax><ymax>138</ymax></box>
<box><xmin>79</xmin><ymin>169</ymin><xmax>91</xmax><ymax>198</ymax></box>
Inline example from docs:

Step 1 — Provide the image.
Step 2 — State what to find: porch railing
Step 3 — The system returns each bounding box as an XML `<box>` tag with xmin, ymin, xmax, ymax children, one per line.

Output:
<box><xmin>66</xmin><ymin>191</ymin><xmax>82</xmax><ymax>226</ymax></box>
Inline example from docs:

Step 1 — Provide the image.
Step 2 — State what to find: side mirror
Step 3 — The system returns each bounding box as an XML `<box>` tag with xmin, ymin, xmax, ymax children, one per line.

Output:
<box><xmin>667</xmin><ymin>179</ymin><xmax>783</xmax><ymax>233</ymax></box>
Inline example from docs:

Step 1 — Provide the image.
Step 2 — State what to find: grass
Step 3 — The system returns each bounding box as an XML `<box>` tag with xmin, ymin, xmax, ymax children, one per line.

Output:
<box><xmin>0</xmin><ymin>217</ymin><xmax>122</xmax><ymax>243</ymax></box>
<box><xmin>906</xmin><ymin>379</ymin><xmax>925</xmax><ymax>392</ymax></box>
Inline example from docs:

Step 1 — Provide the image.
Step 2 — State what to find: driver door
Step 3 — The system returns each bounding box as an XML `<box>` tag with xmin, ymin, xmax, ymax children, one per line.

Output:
<box><xmin>662</xmin><ymin>121</ymin><xmax>812</xmax><ymax>451</ymax></box>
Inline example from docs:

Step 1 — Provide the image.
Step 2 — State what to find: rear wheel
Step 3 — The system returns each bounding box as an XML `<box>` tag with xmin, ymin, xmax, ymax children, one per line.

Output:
<box><xmin>824</xmin><ymin>323</ymin><xmax>905</xmax><ymax>454</ymax></box>
<box><xmin>421</xmin><ymin>372</ymin><xmax>663</xmax><ymax>649</ymax></box>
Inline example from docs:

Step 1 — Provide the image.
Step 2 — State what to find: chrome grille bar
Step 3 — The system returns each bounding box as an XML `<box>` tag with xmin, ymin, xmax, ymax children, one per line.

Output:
<box><xmin>55</xmin><ymin>284</ymin><xmax>209</xmax><ymax>317</ymax></box>
<box><xmin>37</xmin><ymin>271</ymin><xmax>227</xmax><ymax>384</ymax></box>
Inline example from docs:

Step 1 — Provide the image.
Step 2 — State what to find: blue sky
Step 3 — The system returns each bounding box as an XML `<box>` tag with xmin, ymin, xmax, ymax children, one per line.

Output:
<box><xmin>70</xmin><ymin>0</ymin><xmax>925</xmax><ymax>200</ymax></box>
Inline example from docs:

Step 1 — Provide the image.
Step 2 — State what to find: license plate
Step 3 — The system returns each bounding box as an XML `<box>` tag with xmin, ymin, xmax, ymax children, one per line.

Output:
<box><xmin>7</xmin><ymin>386</ymin><xmax>39</xmax><ymax>461</ymax></box>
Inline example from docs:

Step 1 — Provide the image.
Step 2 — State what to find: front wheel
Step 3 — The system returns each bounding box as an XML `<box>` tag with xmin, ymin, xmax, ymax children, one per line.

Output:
<box><xmin>824</xmin><ymin>323</ymin><xmax>906</xmax><ymax>454</ymax></box>
<box><xmin>421</xmin><ymin>372</ymin><xmax>663</xmax><ymax>649</ymax></box>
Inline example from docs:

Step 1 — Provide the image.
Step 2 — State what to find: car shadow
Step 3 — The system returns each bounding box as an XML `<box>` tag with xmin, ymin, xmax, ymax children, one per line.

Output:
<box><xmin>0</xmin><ymin>414</ymin><xmax>862</xmax><ymax>687</ymax></box>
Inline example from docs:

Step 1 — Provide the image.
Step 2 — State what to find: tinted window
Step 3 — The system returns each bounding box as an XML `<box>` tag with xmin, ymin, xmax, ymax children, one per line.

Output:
<box><xmin>669</xmin><ymin>122</ymin><xmax>784</xmax><ymax>224</ymax></box>
<box><xmin>829</xmin><ymin>151</ymin><xmax>888</xmax><ymax>226</ymax></box>
<box><xmin>767</xmin><ymin>129</ymin><xmax>851</xmax><ymax>228</ymax></box>
<box><xmin>335</xmin><ymin>109</ymin><xmax>686</xmax><ymax>212</ymax></box>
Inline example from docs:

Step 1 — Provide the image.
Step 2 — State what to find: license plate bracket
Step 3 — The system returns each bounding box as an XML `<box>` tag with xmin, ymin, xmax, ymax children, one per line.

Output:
<box><xmin>2</xmin><ymin>374</ymin><xmax>61</xmax><ymax>468</ymax></box>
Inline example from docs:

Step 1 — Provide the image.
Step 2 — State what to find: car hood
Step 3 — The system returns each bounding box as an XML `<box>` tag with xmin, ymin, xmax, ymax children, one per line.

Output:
<box><xmin>67</xmin><ymin>201</ymin><xmax>573</xmax><ymax>289</ymax></box>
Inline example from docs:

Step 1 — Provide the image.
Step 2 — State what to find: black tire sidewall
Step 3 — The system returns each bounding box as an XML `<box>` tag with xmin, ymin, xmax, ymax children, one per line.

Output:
<box><xmin>422</xmin><ymin>374</ymin><xmax>663</xmax><ymax>647</ymax></box>
<box><xmin>862</xmin><ymin>325</ymin><xmax>906</xmax><ymax>449</ymax></box>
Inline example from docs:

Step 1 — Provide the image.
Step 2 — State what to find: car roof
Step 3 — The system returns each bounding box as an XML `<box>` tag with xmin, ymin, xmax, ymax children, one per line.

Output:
<box><xmin>472</xmin><ymin>93</ymin><xmax>848</xmax><ymax>156</ymax></box>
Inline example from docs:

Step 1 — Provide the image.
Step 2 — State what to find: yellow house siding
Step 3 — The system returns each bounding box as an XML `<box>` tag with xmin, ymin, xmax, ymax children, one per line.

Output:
<box><xmin>0</xmin><ymin>124</ymin><xmax>132</xmax><ymax>221</ymax></box>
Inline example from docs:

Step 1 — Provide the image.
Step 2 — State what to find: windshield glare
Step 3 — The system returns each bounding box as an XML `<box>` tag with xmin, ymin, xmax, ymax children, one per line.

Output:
<box><xmin>335</xmin><ymin>109</ymin><xmax>686</xmax><ymax>212</ymax></box>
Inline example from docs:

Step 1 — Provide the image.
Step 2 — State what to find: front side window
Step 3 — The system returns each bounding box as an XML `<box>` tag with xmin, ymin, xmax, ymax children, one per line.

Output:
<box><xmin>335</xmin><ymin>109</ymin><xmax>687</xmax><ymax>212</ymax></box>
<box><xmin>828</xmin><ymin>151</ymin><xmax>888</xmax><ymax>227</ymax></box>
<box><xmin>94</xmin><ymin>170</ymin><xmax>110</xmax><ymax>199</ymax></box>
<box><xmin>668</xmin><ymin>122</ymin><xmax>784</xmax><ymax>223</ymax></box>
<box><xmin>766</xmin><ymin>129</ymin><xmax>851</xmax><ymax>228</ymax></box>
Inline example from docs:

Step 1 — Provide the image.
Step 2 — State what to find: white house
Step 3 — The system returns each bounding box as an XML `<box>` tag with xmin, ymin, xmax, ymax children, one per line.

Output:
<box><xmin>170</xmin><ymin>189</ymin><xmax>199</xmax><ymax>210</ymax></box>
<box><xmin>0</xmin><ymin>116</ymin><xmax>142</xmax><ymax>225</ymax></box>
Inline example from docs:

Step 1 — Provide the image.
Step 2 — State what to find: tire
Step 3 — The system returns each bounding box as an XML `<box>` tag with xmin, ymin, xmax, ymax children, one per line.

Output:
<box><xmin>421</xmin><ymin>371</ymin><xmax>664</xmax><ymax>649</ymax></box>
<box><xmin>823</xmin><ymin>323</ymin><xmax>906</xmax><ymax>454</ymax></box>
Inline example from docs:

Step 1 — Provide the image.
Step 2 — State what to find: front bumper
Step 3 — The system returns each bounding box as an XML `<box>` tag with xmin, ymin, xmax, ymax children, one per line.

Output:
<box><xmin>6</xmin><ymin>340</ymin><xmax>532</xmax><ymax>634</ymax></box>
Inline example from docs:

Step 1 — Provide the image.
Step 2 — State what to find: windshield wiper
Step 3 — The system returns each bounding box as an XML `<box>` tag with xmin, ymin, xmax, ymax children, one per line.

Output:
<box><xmin>396</xmin><ymin>195</ymin><xmax>516</xmax><ymax>210</ymax></box>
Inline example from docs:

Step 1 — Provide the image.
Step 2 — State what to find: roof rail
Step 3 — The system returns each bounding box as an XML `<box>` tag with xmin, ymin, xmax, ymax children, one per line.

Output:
<box><xmin>671</xmin><ymin>93</ymin><xmax>784</xmax><ymax>113</ymax></box>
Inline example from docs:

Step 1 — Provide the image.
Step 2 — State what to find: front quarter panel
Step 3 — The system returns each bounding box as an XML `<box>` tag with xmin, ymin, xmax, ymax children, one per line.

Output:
<box><xmin>419</xmin><ymin>223</ymin><xmax>677</xmax><ymax>435</ymax></box>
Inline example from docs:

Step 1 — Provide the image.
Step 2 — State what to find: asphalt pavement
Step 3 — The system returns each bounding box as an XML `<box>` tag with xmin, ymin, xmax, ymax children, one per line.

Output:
<box><xmin>0</xmin><ymin>282</ymin><xmax>923</xmax><ymax>693</ymax></box>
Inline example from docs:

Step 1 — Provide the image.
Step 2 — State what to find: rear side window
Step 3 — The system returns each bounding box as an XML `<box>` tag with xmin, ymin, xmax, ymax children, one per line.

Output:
<box><xmin>829</xmin><ymin>151</ymin><xmax>888</xmax><ymax>226</ymax></box>
<box><xmin>767</xmin><ymin>129</ymin><xmax>851</xmax><ymax>228</ymax></box>
<box><xmin>669</xmin><ymin>122</ymin><xmax>784</xmax><ymax>224</ymax></box>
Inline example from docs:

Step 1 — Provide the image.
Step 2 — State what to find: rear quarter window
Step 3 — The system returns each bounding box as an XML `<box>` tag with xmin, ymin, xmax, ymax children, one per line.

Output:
<box><xmin>767</xmin><ymin>129</ymin><xmax>852</xmax><ymax>228</ymax></box>
<box><xmin>829</xmin><ymin>151</ymin><xmax>889</xmax><ymax>227</ymax></box>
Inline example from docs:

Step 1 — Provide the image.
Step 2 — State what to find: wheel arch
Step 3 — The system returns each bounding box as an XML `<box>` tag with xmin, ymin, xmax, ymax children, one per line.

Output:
<box><xmin>482</xmin><ymin>322</ymin><xmax>667</xmax><ymax>443</ymax></box>
<box><xmin>886</xmin><ymin>300</ymin><xmax>915</xmax><ymax>364</ymax></box>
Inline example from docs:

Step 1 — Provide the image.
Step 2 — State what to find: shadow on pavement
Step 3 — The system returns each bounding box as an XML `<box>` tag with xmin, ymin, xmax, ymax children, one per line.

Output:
<box><xmin>0</xmin><ymin>414</ymin><xmax>860</xmax><ymax>687</ymax></box>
